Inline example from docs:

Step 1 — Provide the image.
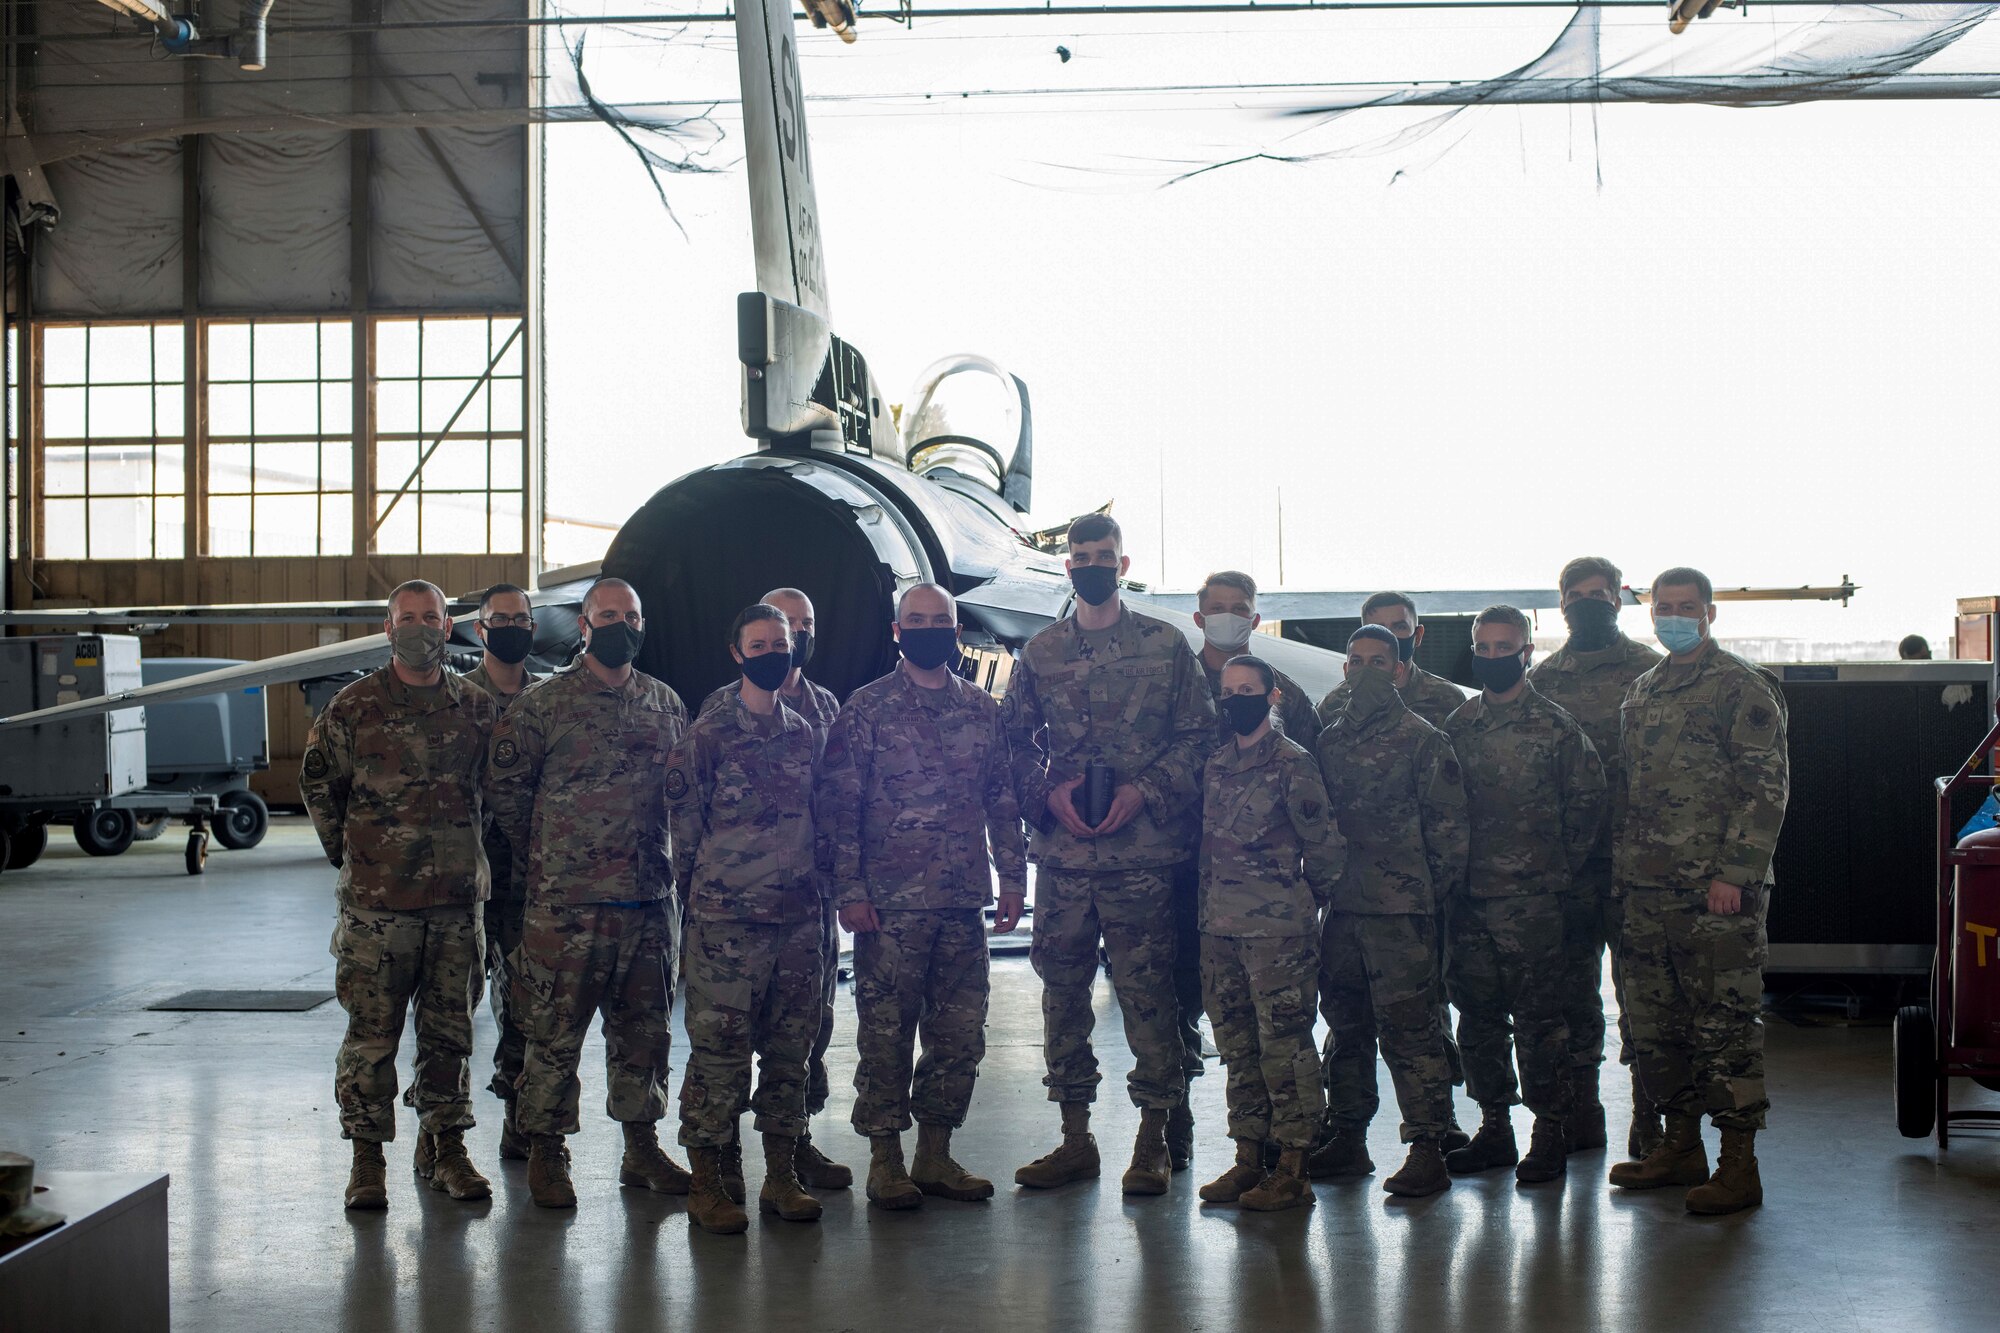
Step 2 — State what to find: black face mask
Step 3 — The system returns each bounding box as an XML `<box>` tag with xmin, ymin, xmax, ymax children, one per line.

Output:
<box><xmin>899</xmin><ymin>627</ymin><xmax>960</xmax><ymax>672</ymax></box>
<box><xmin>1219</xmin><ymin>694</ymin><xmax>1270</xmax><ymax>737</ymax></box>
<box><xmin>1470</xmin><ymin>651</ymin><xmax>1527</xmax><ymax>694</ymax></box>
<box><xmin>1395</xmin><ymin>632</ymin><xmax>1417</xmax><ymax>664</ymax></box>
<box><xmin>1070</xmin><ymin>565</ymin><xmax>1119</xmax><ymax>608</ymax></box>
<box><xmin>790</xmin><ymin>630</ymin><xmax>815</xmax><ymax>673</ymax></box>
<box><xmin>1562</xmin><ymin>597</ymin><xmax>1620</xmax><ymax>651</ymax></box>
<box><xmin>586</xmin><ymin>621</ymin><xmax>642</xmax><ymax>669</ymax></box>
<box><xmin>484</xmin><ymin>625</ymin><xmax>534</xmax><ymax>666</ymax></box>
<box><xmin>740</xmin><ymin>650</ymin><xmax>792</xmax><ymax>692</ymax></box>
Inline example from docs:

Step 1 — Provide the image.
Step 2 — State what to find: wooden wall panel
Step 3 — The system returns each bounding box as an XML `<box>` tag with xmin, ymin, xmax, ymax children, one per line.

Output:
<box><xmin>18</xmin><ymin>555</ymin><xmax>533</xmax><ymax>804</ymax></box>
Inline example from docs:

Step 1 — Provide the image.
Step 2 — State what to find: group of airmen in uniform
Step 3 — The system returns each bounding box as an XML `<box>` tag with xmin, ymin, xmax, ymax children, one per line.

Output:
<box><xmin>301</xmin><ymin>512</ymin><xmax>1789</xmax><ymax>1233</ymax></box>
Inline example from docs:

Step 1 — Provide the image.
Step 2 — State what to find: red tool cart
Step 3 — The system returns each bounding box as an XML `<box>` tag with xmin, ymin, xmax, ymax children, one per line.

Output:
<box><xmin>1896</xmin><ymin>715</ymin><xmax>2000</xmax><ymax>1145</ymax></box>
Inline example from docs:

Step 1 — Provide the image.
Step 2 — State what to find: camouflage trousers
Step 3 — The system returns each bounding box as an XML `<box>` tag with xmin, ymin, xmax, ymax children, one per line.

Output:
<box><xmin>1563</xmin><ymin>859</ymin><xmax>1643</xmax><ymax>1107</ymax></box>
<box><xmin>1170</xmin><ymin>860</ymin><xmax>1207</xmax><ymax>1082</ymax></box>
<box><xmin>850</xmin><ymin>908</ymin><xmax>991</xmax><ymax>1136</ymax></box>
<box><xmin>331</xmin><ymin>902</ymin><xmax>483</xmax><ymax>1142</ymax></box>
<box><xmin>1621</xmin><ymin>885</ymin><xmax>1771</xmax><ymax>1131</ymax></box>
<box><xmin>1031</xmin><ymin>867</ymin><xmax>1187</xmax><ymax>1110</ymax></box>
<box><xmin>1319</xmin><ymin>911</ymin><xmax>1454</xmax><ymax>1142</ymax></box>
<box><xmin>1445</xmin><ymin>893</ymin><xmax>1573</xmax><ymax>1121</ymax></box>
<box><xmin>679</xmin><ymin>913</ymin><xmax>826</xmax><ymax>1147</ymax></box>
<box><xmin>1200</xmin><ymin>932</ymin><xmax>1323</xmax><ymax>1149</ymax></box>
<box><xmin>513</xmin><ymin>900</ymin><xmax>676</xmax><ymax>1137</ymax></box>
<box><xmin>483</xmin><ymin>891</ymin><xmax>528</xmax><ymax>1102</ymax></box>
<box><xmin>807</xmin><ymin>904</ymin><xmax>840</xmax><ymax>1118</ymax></box>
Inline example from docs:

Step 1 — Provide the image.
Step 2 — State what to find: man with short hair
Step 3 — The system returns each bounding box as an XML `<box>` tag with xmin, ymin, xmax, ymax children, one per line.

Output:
<box><xmin>1310</xmin><ymin>625</ymin><xmax>1467</xmax><ymax>1198</ymax></box>
<box><xmin>697</xmin><ymin>585</ymin><xmax>849</xmax><ymax>1190</ymax></box>
<box><xmin>1442</xmin><ymin>605</ymin><xmax>1605</xmax><ymax>1186</ymax></box>
<box><xmin>1008</xmin><ymin>513</ymin><xmax>1216</xmax><ymax>1197</ymax></box>
<box><xmin>486</xmin><ymin>577</ymin><xmax>692</xmax><ymax>1209</ymax></box>
<box><xmin>1315</xmin><ymin>592</ymin><xmax>1467</xmax><ymax>730</ymax></box>
<box><xmin>459</xmin><ymin>582</ymin><xmax>543</xmax><ymax>1160</ymax></box>
<box><xmin>1610</xmin><ymin>567</ymin><xmax>1789</xmax><ymax>1216</ymax></box>
<box><xmin>819</xmin><ymin>583</ymin><xmax>1028</xmax><ymax>1209</ymax></box>
<box><xmin>303</xmin><ymin>579</ymin><xmax>497</xmax><ymax>1210</ymax></box>
<box><xmin>1528</xmin><ymin>556</ymin><xmax>1666</xmax><ymax>1157</ymax></box>
<box><xmin>1898</xmin><ymin>634</ymin><xmax>1933</xmax><ymax>661</ymax></box>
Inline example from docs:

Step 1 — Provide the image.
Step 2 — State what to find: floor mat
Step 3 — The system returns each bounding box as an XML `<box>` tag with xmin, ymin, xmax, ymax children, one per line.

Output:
<box><xmin>146</xmin><ymin>990</ymin><xmax>335</xmax><ymax>1012</ymax></box>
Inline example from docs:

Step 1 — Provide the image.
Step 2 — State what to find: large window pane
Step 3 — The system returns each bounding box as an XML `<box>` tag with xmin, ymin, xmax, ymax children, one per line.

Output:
<box><xmin>42</xmin><ymin>387</ymin><xmax>88</xmax><ymax>439</ymax></box>
<box><xmin>88</xmin><ymin>325</ymin><xmax>154</xmax><ymax>383</ymax></box>
<box><xmin>253</xmin><ymin>381</ymin><xmax>321</xmax><ymax>436</ymax></box>
<box><xmin>377</xmin><ymin>380</ymin><xmax>420</xmax><ymax>435</ymax></box>
<box><xmin>374</xmin><ymin>496</ymin><xmax>419</xmax><ymax>553</ymax></box>
<box><xmin>87</xmin><ymin>497</ymin><xmax>147</xmax><ymax>558</ymax></box>
<box><xmin>43</xmin><ymin>498</ymin><xmax>87</xmax><ymax>558</ymax></box>
<box><xmin>209</xmin><ymin>323</ymin><xmax>251</xmax><ymax>382</ymax></box>
<box><xmin>424</xmin><ymin>438</ymin><xmax>489</xmax><ymax>492</ymax></box>
<box><xmin>489</xmin><ymin>438</ymin><xmax>524</xmax><ymax>491</ymax></box>
<box><xmin>321</xmin><ymin>494</ymin><xmax>354</xmax><ymax>556</ymax></box>
<box><xmin>253</xmin><ymin>322</ymin><xmax>322</xmax><ymax>381</ymax></box>
<box><xmin>208</xmin><ymin>495</ymin><xmax>252</xmax><ymax>557</ymax></box>
<box><xmin>89</xmin><ymin>385</ymin><xmax>156</xmax><ymax>438</ymax></box>
<box><xmin>255</xmin><ymin>440</ymin><xmax>322</xmax><ymax>493</ymax></box>
<box><xmin>38</xmin><ymin>320</ymin><xmax>185</xmax><ymax>557</ymax></box>
<box><xmin>42</xmin><ymin>328</ymin><xmax>87</xmax><ymax>385</ymax></box>
<box><xmin>251</xmin><ymin>494</ymin><xmax>322</xmax><ymax>555</ymax></box>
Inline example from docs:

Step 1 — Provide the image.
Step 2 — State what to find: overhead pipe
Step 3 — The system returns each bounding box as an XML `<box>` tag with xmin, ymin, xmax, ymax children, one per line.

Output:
<box><xmin>237</xmin><ymin>0</ymin><xmax>276</xmax><ymax>71</ymax></box>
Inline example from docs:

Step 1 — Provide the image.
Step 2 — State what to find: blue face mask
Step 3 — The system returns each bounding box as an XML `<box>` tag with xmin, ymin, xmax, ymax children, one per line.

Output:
<box><xmin>1654</xmin><ymin>615</ymin><xmax>1705</xmax><ymax>654</ymax></box>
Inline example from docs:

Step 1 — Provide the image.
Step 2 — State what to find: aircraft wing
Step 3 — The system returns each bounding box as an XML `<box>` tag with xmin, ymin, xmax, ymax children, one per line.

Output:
<box><xmin>0</xmin><ymin>569</ymin><xmax>605</xmax><ymax>628</ymax></box>
<box><xmin>0</xmin><ymin>636</ymin><xmax>388</xmax><ymax>731</ymax></box>
<box><xmin>1141</xmin><ymin>589</ymin><xmax>1590</xmax><ymax>620</ymax></box>
<box><xmin>1125</xmin><ymin>594</ymin><xmax>1347</xmax><ymax>707</ymax></box>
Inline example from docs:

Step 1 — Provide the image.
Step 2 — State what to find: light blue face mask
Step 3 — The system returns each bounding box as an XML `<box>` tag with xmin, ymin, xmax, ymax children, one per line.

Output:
<box><xmin>1654</xmin><ymin>615</ymin><xmax>1706</xmax><ymax>654</ymax></box>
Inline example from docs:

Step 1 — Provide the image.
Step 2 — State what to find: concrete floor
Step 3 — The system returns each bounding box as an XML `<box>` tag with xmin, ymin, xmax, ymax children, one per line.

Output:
<box><xmin>2</xmin><ymin>819</ymin><xmax>1998</xmax><ymax>1332</ymax></box>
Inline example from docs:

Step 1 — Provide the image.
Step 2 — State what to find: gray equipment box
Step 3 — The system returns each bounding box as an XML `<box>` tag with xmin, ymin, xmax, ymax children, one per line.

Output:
<box><xmin>138</xmin><ymin>658</ymin><xmax>268</xmax><ymax>782</ymax></box>
<box><xmin>0</xmin><ymin>635</ymin><xmax>147</xmax><ymax>802</ymax></box>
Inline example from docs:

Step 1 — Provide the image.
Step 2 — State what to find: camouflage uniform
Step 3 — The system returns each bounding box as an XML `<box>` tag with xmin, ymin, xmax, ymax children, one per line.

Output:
<box><xmin>1619</xmin><ymin>642</ymin><xmax>1789</xmax><ymax>1131</ymax></box>
<box><xmin>1441</xmin><ymin>686</ymin><xmax>1605</xmax><ymax>1122</ymax></box>
<box><xmin>701</xmin><ymin>675</ymin><xmax>844</xmax><ymax>1118</ymax></box>
<box><xmin>818</xmin><ymin>665</ymin><xmax>1027</xmax><ymax>1134</ymax></box>
<box><xmin>667</xmin><ymin>697</ymin><xmax>826</xmax><ymax>1147</ymax></box>
<box><xmin>460</xmin><ymin>662</ymin><xmax>542</xmax><ymax>1106</ymax></box>
<box><xmin>1317</xmin><ymin>663</ymin><xmax>1467</xmax><ymax>731</ymax></box>
<box><xmin>1314</xmin><ymin>684</ymin><xmax>1467</xmax><ymax>1141</ymax></box>
<box><xmin>1199</xmin><ymin>731</ymin><xmax>1345</xmax><ymax>1148</ymax></box>
<box><xmin>485</xmin><ymin>665</ymin><xmax>687</xmax><ymax>1136</ymax></box>
<box><xmin>301</xmin><ymin>667</ymin><xmax>496</xmax><ymax>1143</ymax></box>
<box><xmin>1005</xmin><ymin>607</ymin><xmax>1215</xmax><ymax>1110</ymax></box>
<box><xmin>1530</xmin><ymin>634</ymin><xmax>1663</xmax><ymax>1091</ymax></box>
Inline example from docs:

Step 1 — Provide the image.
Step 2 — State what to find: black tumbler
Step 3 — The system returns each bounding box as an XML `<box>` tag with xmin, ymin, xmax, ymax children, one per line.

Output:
<box><xmin>1083</xmin><ymin>761</ymin><xmax>1116</xmax><ymax>829</ymax></box>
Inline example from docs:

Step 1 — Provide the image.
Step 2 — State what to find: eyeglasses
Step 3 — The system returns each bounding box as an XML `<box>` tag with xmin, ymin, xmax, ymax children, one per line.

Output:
<box><xmin>482</xmin><ymin>613</ymin><xmax>536</xmax><ymax>629</ymax></box>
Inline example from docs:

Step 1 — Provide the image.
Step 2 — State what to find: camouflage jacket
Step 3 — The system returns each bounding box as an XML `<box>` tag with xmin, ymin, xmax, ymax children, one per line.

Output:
<box><xmin>1619</xmin><ymin>642</ymin><xmax>1790</xmax><ymax>895</ymax></box>
<box><xmin>1443</xmin><ymin>686</ymin><xmax>1606</xmax><ymax>899</ymax></box>
<box><xmin>1005</xmin><ymin>607</ymin><xmax>1216</xmax><ymax>871</ymax></box>
<box><xmin>1199</xmin><ymin>730</ymin><xmax>1346</xmax><ymax>938</ymax></box>
<box><xmin>1202</xmin><ymin>656</ymin><xmax>1321</xmax><ymax>753</ymax></box>
<box><xmin>1529</xmin><ymin>633</ymin><xmax>1662</xmax><ymax>861</ymax></box>
<box><xmin>1314</xmin><ymin>692</ymin><xmax>1469</xmax><ymax>915</ymax></box>
<box><xmin>1317</xmin><ymin>663</ymin><xmax>1467</xmax><ymax>731</ymax></box>
<box><xmin>667</xmin><ymin>696</ymin><xmax>823</xmax><ymax>925</ymax></box>
<box><xmin>301</xmin><ymin>667</ymin><xmax>496</xmax><ymax>912</ymax></box>
<box><xmin>818</xmin><ymin>665</ymin><xmax>1028</xmax><ymax>912</ymax></box>
<box><xmin>484</xmin><ymin>664</ymin><xmax>687</xmax><ymax>907</ymax></box>
<box><xmin>701</xmin><ymin>674</ymin><xmax>840</xmax><ymax>746</ymax></box>
<box><xmin>461</xmin><ymin>660</ymin><xmax>541</xmax><ymax>712</ymax></box>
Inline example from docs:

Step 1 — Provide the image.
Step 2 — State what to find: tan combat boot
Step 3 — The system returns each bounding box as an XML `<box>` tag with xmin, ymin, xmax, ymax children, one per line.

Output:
<box><xmin>1609</xmin><ymin>1113</ymin><xmax>1708</xmax><ymax>1191</ymax></box>
<box><xmin>1307</xmin><ymin>1118</ymin><xmax>1375</xmax><ymax>1179</ymax></box>
<box><xmin>498</xmin><ymin>1103</ymin><xmax>530</xmax><ymax>1162</ymax></box>
<box><xmin>1685</xmin><ymin>1128</ymin><xmax>1763</xmax><ymax>1215</ymax></box>
<box><xmin>1198</xmin><ymin>1138</ymin><xmax>1267</xmax><ymax>1204</ymax></box>
<box><xmin>794</xmin><ymin>1129</ymin><xmax>854</xmax><ymax>1191</ymax></box>
<box><xmin>1015</xmin><ymin>1102</ymin><xmax>1100</xmax><ymax>1189</ymax></box>
<box><xmin>718</xmin><ymin>1128</ymin><xmax>747</xmax><ymax>1205</ymax></box>
<box><xmin>758</xmin><ymin>1133</ymin><xmax>823</xmax><ymax>1222</ymax></box>
<box><xmin>1515</xmin><ymin>1117</ymin><xmax>1568</xmax><ymax>1185</ymax></box>
<box><xmin>425</xmin><ymin>1129</ymin><xmax>492</xmax><ymax>1200</ymax></box>
<box><xmin>1240</xmin><ymin>1148</ymin><xmax>1316</xmax><ymax>1213</ymax></box>
<box><xmin>619</xmin><ymin>1121</ymin><xmax>692</xmax><ymax>1195</ymax></box>
<box><xmin>687</xmin><ymin>1146</ymin><xmax>748</xmax><ymax>1235</ymax></box>
<box><xmin>911</xmin><ymin>1123</ymin><xmax>993</xmax><ymax>1201</ymax></box>
<box><xmin>1445</xmin><ymin>1105</ymin><xmax>1518</xmax><ymax>1175</ymax></box>
<box><xmin>866</xmin><ymin>1133</ymin><xmax>924</xmax><ymax>1210</ymax></box>
<box><xmin>344</xmin><ymin>1140</ymin><xmax>388</xmax><ymax>1211</ymax></box>
<box><xmin>527</xmin><ymin>1134</ymin><xmax>576</xmax><ymax>1209</ymax></box>
<box><xmin>1383</xmin><ymin>1139</ymin><xmax>1452</xmax><ymax>1198</ymax></box>
<box><xmin>1121</xmin><ymin>1108</ymin><xmax>1173</xmax><ymax>1196</ymax></box>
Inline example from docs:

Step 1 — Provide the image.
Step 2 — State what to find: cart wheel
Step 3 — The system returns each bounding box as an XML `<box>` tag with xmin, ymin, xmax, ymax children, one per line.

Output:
<box><xmin>132</xmin><ymin>814</ymin><xmax>168</xmax><ymax>842</ymax></box>
<box><xmin>74</xmin><ymin>809</ymin><xmax>138</xmax><ymax>858</ymax></box>
<box><xmin>5</xmin><ymin>823</ymin><xmax>48</xmax><ymax>870</ymax></box>
<box><xmin>185</xmin><ymin>829</ymin><xmax>209</xmax><ymax>876</ymax></box>
<box><xmin>213</xmin><ymin>791</ymin><xmax>269</xmax><ymax>851</ymax></box>
<box><xmin>1894</xmin><ymin>1005</ymin><xmax>1938</xmax><ymax>1139</ymax></box>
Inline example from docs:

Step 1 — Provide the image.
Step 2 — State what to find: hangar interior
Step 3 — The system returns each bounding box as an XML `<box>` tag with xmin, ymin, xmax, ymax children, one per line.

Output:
<box><xmin>3</xmin><ymin>4</ymin><xmax>2000</xmax><ymax>1332</ymax></box>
